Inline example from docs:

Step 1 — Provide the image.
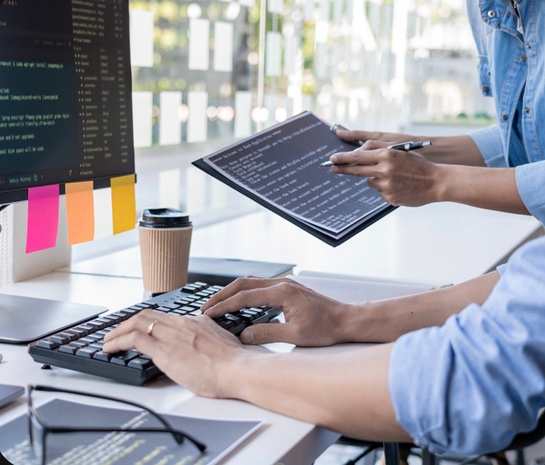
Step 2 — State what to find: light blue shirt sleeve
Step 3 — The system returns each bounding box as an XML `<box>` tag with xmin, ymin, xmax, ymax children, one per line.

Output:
<box><xmin>389</xmin><ymin>236</ymin><xmax>545</xmax><ymax>456</ymax></box>
<box><xmin>496</xmin><ymin>263</ymin><xmax>508</xmax><ymax>276</ymax></box>
<box><xmin>469</xmin><ymin>125</ymin><xmax>507</xmax><ymax>167</ymax></box>
<box><xmin>516</xmin><ymin>161</ymin><xmax>545</xmax><ymax>225</ymax></box>
<box><xmin>469</xmin><ymin>125</ymin><xmax>545</xmax><ymax>225</ymax></box>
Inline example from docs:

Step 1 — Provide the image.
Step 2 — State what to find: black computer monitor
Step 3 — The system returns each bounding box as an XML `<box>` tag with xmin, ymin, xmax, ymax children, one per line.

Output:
<box><xmin>0</xmin><ymin>0</ymin><xmax>136</xmax><ymax>343</ymax></box>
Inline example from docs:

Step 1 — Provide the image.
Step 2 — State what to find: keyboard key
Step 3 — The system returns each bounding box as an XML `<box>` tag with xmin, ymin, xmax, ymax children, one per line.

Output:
<box><xmin>110</xmin><ymin>350</ymin><xmax>139</xmax><ymax>366</ymax></box>
<box><xmin>78</xmin><ymin>324</ymin><xmax>96</xmax><ymax>332</ymax></box>
<box><xmin>50</xmin><ymin>335</ymin><xmax>71</xmax><ymax>345</ymax></box>
<box><xmin>71</xmin><ymin>341</ymin><xmax>88</xmax><ymax>349</ymax></box>
<box><xmin>249</xmin><ymin>307</ymin><xmax>266</xmax><ymax>315</ymax></box>
<box><xmin>122</xmin><ymin>308</ymin><xmax>139</xmax><ymax>315</ymax></box>
<box><xmin>93</xmin><ymin>351</ymin><xmax>111</xmax><ymax>362</ymax></box>
<box><xmin>128</xmin><ymin>358</ymin><xmax>153</xmax><ymax>370</ymax></box>
<box><xmin>162</xmin><ymin>304</ymin><xmax>180</xmax><ymax>310</ymax></box>
<box><xmin>36</xmin><ymin>339</ymin><xmax>59</xmax><ymax>350</ymax></box>
<box><xmin>155</xmin><ymin>307</ymin><xmax>171</xmax><ymax>313</ymax></box>
<box><xmin>59</xmin><ymin>345</ymin><xmax>78</xmax><ymax>355</ymax></box>
<box><xmin>216</xmin><ymin>318</ymin><xmax>235</xmax><ymax>329</ymax></box>
<box><xmin>63</xmin><ymin>330</ymin><xmax>81</xmax><ymax>339</ymax></box>
<box><xmin>76</xmin><ymin>348</ymin><xmax>98</xmax><ymax>358</ymax></box>
<box><xmin>59</xmin><ymin>331</ymin><xmax>79</xmax><ymax>341</ymax></box>
<box><xmin>171</xmin><ymin>310</ymin><xmax>187</xmax><ymax>316</ymax></box>
<box><xmin>242</xmin><ymin>308</ymin><xmax>259</xmax><ymax>316</ymax></box>
<box><xmin>195</xmin><ymin>291</ymin><xmax>211</xmax><ymax>297</ymax></box>
<box><xmin>181</xmin><ymin>285</ymin><xmax>199</xmax><ymax>294</ymax></box>
<box><xmin>69</xmin><ymin>328</ymin><xmax>89</xmax><ymax>337</ymax></box>
<box><xmin>224</xmin><ymin>314</ymin><xmax>242</xmax><ymax>325</ymax></box>
<box><xmin>87</xmin><ymin>320</ymin><xmax>107</xmax><ymax>330</ymax></box>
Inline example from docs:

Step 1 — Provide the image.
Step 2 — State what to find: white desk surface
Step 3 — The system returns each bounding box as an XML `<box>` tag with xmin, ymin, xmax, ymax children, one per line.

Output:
<box><xmin>69</xmin><ymin>202</ymin><xmax>541</xmax><ymax>285</ymax></box>
<box><xmin>0</xmin><ymin>203</ymin><xmax>541</xmax><ymax>464</ymax></box>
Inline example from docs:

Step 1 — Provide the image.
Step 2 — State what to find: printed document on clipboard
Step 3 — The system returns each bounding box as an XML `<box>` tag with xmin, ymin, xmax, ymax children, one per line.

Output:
<box><xmin>192</xmin><ymin>111</ymin><xmax>396</xmax><ymax>247</ymax></box>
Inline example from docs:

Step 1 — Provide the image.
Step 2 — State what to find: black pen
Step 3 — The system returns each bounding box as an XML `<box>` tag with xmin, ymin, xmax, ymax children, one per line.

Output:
<box><xmin>320</xmin><ymin>140</ymin><xmax>432</xmax><ymax>167</ymax></box>
<box><xmin>388</xmin><ymin>140</ymin><xmax>432</xmax><ymax>151</ymax></box>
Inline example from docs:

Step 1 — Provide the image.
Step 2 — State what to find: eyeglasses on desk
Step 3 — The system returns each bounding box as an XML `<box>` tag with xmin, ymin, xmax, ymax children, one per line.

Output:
<box><xmin>27</xmin><ymin>385</ymin><xmax>206</xmax><ymax>465</ymax></box>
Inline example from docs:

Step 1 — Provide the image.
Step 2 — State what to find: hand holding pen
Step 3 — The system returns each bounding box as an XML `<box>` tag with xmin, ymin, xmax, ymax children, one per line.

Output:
<box><xmin>320</xmin><ymin>139</ymin><xmax>432</xmax><ymax>167</ymax></box>
<box><xmin>321</xmin><ymin>124</ymin><xmax>439</xmax><ymax>207</ymax></box>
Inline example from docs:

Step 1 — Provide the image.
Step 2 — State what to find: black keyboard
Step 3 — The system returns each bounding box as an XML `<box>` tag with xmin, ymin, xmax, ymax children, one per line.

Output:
<box><xmin>28</xmin><ymin>282</ymin><xmax>281</xmax><ymax>385</ymax></box>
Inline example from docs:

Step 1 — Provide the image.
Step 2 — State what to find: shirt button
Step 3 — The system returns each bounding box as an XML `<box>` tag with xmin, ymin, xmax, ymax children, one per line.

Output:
<box><xmin>487</xmin><ymin>10</ymin><xmax>497</xmax><ymax>18</ymax></box>
<box><xmin>521</xmin><ymin>55</ymin><xmax>527</xmax><ymax>62</ymax></box>
<box><xmin>524</xmin><ymin>107</ymin><xmax>530</xmax><ymax>114</ymax></box>
<box><xmin>502</xmin><ymin>113</ymin><xmax>508</xmax><ymax>121</ymax></box>
<box><xmin>526</xmin><ymin>43</ymin><xmax>532</xmax><ymax>50</ymax></box>
<box><xmin>483</xmin><ymin>86</ymin><xmax>490</xmax><ymax>93</ymax></box>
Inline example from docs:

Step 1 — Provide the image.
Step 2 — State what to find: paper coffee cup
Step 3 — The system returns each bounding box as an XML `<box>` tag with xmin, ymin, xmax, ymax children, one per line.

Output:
<box><xmin>138</xmin><ymin>208</ymin><xmax>192</xmax><ymax>294</ymax></box>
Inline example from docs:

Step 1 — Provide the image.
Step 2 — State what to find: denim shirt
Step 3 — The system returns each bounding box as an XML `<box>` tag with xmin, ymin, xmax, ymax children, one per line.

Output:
<box><xmin>466</xmin><ymin>0</ymin><xmax>545</xmax><ymax>224</ymax></box>
<box><xmin>389</xmin><ymin>235</ymin><xmax>545</xmax><ymax>455</ymax></box>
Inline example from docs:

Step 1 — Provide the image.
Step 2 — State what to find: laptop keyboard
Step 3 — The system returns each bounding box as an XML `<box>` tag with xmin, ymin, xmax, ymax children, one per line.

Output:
<box><xmin>28</xmin><ymin>282</ymin><xmax>281</xmax><ymax>385</ymax></box>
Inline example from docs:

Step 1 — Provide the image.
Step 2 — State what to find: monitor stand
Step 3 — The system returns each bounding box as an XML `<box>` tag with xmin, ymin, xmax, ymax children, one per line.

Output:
<box><xmin>0</xmin><ymin>294</ymin><xmax>106</xmax><ymax>344</ymax></box>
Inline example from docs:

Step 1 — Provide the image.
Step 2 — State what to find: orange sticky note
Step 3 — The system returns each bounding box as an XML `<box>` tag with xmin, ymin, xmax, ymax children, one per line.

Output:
<box><xmin>111</xmin><ymin>174</ymin><xmax>136</xmax><ymax>234</ymax></box>
<box><xmin>66</xmin><ymin>181</ymin><xmax>95</xmax><ymax>245</ymax></box>
<box><xmin>26</xmin><ymin>185</ymin><xmax>60</xmax><ymax>254</ymax></box>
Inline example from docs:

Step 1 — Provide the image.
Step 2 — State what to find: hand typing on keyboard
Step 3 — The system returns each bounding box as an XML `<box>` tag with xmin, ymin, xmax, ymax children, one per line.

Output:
<box><xmin>28</xmin><ymin>282</ymin><xmax>282</xmax><ymax>385</ymax></box>
<box><xmin>201</xmin><ymin>277</ymin><xmax>352</xmax><ymax>347</ymax></box>
<box><xmin>101</xmin><ymin>277</ymin><xmax>355</xmax><ymax>393</ymax></box>
<box><xmin>103</xmin><ymin>310</ymin><xmax>243</xmax><ymax>397</ymax></box>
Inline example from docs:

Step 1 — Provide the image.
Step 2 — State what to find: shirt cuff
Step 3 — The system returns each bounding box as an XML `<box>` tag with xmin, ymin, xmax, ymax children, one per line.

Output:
<box><xmin>496</xmin><ymin>263</ymin><xmax>508</xmax><ymax>276</ymax></box>
<box><xmin>516</xmin><ymin>162</ymin><xmax>545</xmax><ymax>225</ymax></box>
<box><xmin>469</xmin><ymin>125</ymin><xmax>506</xmax><ymax>167</ymax></box>
<box><xmin>389</xmin><ymin>327</ymin><xmax>452</xmax><ymax>454</ymax></box>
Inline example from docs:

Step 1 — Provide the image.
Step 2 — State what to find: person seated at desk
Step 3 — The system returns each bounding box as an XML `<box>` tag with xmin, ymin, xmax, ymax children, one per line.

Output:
<box><xmin>103</xmin><ymin>235</ymin><xmax>545</xmax><ymax>456</ymax></box>
<box><xmin>323</xmin><ymin>0</ymin><xmax>545</xmax><ymax>226</ymax></box>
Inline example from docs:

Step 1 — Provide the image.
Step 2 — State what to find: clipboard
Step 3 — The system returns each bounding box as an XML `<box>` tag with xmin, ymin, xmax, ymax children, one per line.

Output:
<box><xmin>192</xmin><ymin>111</ymin><xmax>396</xmax><ymax>248</ymax></box>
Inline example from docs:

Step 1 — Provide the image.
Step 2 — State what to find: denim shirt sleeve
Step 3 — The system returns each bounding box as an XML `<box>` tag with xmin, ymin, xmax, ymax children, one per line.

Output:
<box><xmin>469</xmin><ymin>125</ymin><xmax>507</xmax><ymax>167</ymax></box>
<box><xmin>515</xmin><ymin>161</ymin><xmax>545</xmax><ymax>225</ymax></box>
<box><xmin>389</xmin><ymin>236</ymin><xmax>545</xmax><ymax>456</ymax></box>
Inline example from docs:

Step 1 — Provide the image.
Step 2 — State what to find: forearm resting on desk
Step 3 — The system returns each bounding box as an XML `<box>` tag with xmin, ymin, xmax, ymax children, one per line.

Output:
<box><xmin>203</xmin><ymin>273</ymin><xmax>500</xmax><ymax>347</ymax></box>
<box><xmin>223</xmin><ymin>344</ymin><xmax>411</xmax><ymax>442</ymax></box>
<box><xmin>347</xmin><ymin>271</ymin><xmax>500</xmax><ymax>343</ymax></box>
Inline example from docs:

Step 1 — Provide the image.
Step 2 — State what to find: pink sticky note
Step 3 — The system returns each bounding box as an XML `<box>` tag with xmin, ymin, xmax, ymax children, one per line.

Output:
<box><xmin>26</xmin><ymin>185</ymin><xmax>60</xmax><ymax>254</ymax></box>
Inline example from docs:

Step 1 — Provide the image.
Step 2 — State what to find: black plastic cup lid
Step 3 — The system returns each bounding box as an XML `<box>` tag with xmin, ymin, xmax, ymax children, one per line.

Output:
<box><xmin>139</xmin><ymin>208</ymin><xmax>192</xmax><ymax>228</ymax></box>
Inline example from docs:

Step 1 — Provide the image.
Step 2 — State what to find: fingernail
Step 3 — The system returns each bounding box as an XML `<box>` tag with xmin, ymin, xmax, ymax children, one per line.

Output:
<box><xmin>241</xmin><ymin>329</ymin><xmax>254</xmax><ymax>344</ymax></box>
<box><xmin>330</xmin><ymin>155</ymin><xmax>338</xmax><ymax>163</ymax></box>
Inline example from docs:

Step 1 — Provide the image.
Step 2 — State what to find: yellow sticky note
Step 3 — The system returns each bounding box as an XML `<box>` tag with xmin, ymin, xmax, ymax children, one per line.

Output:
<box><xmin>111</xmin><ymin>174</ymin><xmax>136</xmax><ymax>234</ymax></box>
<box><xmin>66</xmin><ymin>181</ymin><xmax>95</xmax><ymax>245</ymax></box>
